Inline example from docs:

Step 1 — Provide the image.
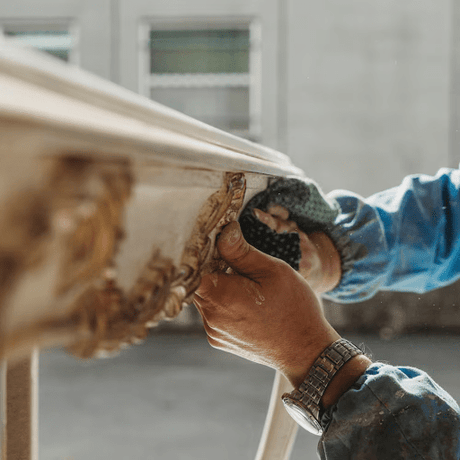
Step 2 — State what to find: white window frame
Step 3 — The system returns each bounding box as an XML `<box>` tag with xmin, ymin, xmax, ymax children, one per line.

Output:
<box><xmin>0</xmin><ymin>0</ymin><xmax>112</xmax><ymax>79</ymax></box>
<box><xmin>119</xmin><ymin>0</ymin><xmax>281</xmax><ymax>149</ymax></box>
<box><xmin>0</xmin><ymin>19</ymin><xmax>80</xmax><ymax>65</ymax></box>
<box><xmin>139</xmin><ymin>18</ymin><xmax>262</xmax><ymax>140</ymax></box>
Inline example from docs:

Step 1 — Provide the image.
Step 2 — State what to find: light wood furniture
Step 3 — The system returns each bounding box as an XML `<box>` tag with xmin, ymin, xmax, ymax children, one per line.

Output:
<box><xmin>0</xmin><ymin>42</ymin><xmax>302</xmax><ymax>459</ymax></box>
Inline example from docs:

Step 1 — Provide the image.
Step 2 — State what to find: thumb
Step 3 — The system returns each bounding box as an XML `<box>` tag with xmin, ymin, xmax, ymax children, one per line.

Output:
<box><xmin>217</xmin><ymin>221</ymin><xmax>278</xmax><ymax>277</ymax></box>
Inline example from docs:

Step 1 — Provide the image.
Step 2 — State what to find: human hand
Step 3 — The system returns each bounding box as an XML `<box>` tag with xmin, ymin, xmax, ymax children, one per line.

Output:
<box><xmin>194</xmin><ymin>221</ymin><xmax>340</xmax><ymax>388</ymax></box>
<box><xmin>252</xmin><ymin>205</ymin><xmax>341</xmax><ymax>293</ymax></box>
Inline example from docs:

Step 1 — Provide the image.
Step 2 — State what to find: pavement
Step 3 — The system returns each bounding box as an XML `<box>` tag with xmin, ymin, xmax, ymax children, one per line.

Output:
<box><xmin>38</xmin><ymin>332</ymin><xmax>460</xmax><ymax>460</ymax></box>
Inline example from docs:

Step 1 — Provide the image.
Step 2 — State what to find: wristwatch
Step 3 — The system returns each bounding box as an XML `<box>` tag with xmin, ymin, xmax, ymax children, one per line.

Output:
<box><xmin>281</xmin><ymin>338</ymin><xmax>363</xmax><ymax>435</ymax></box>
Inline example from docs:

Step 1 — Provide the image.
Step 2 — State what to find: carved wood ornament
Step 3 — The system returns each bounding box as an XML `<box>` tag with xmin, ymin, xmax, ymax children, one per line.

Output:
<box><xmin>0</xmin><ymin>42</ymin><xmax>304</xmax><ymax>460</ymax></box>
<box><xmin>68</xmin><ymin>170</ymin><xmax>246</xmax><ymax>358</ymax></box>
<box><xmin>0</xmin><ymin>156</ymin><xmax>246</xmax><ymax>360</ymax></box>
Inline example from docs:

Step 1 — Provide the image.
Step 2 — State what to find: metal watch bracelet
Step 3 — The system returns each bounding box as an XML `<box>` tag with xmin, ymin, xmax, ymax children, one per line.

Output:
<box><xmin>281</xmin><ymin>338</ymin><xmax>363</xmax><ymax>434</ymax></box>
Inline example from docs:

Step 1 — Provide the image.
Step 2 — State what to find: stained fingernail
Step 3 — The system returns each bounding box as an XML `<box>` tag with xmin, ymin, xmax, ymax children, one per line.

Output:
<box><xmin>254</xmin><ymin>208</ymin><xmax>268</xmax><ymax>224</ymax></box>
<box><xmin>223</xmin><ymin>226</ymin><xmax>241</xmax><ymax>245</ymax></box>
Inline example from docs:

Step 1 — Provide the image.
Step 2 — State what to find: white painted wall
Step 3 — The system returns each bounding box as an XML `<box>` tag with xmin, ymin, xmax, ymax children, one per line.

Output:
<box><xmin>0</xmin><ymin>0</ymin><xmax>112</xmax><ymax>79</ymax></box>
<box><xmin>282</xmin><ymin>0</ymin><xmax>452</xmax><ymax>196</ymax></box>
<box><xmin>1</xmin><ymin>0</ymin><xmax>454</xmax><ymax>199</ymax></box>
<box><xmin>117</xmin><ymin>0</ymin><xmax>281</xmax><ymax>148</ymax></box>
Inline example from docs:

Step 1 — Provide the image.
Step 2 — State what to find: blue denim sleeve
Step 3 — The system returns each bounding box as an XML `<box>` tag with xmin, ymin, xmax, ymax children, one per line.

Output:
<box><xmin>318</xmin><ymin>363</ymin><xmax>460</xmax><ymax>460</ymax></box>
<box><xmin>324</xmin><ymin>168</ymin><xmax>460</xmax><ymax>303</ymax></box>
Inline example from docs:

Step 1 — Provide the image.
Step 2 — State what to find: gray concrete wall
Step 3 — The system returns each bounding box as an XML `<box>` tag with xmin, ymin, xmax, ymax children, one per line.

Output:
<box><xmin>282</xmin><ymin>0</ymin><xmax>452</xmax><ymax>196</ymax></box>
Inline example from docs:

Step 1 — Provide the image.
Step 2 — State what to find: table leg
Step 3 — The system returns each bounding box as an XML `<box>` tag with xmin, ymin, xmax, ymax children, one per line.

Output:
<box><xmin>255</xmin><ymin>371</ymin><xmax>298</xmax><ymax>460</ymax></box>
<box><xmin>1</xmin><ymin>361</ymin><xmax>6</xmax><ymax>459</ymax></box>
<box><xmin>4</xmin><ymin>350</ymin><xmax>38</xmax><ymax>460</ymax></box>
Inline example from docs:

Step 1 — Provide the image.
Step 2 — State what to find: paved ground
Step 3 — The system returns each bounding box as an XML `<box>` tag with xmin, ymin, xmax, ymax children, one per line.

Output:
<box><xmin>39</xmin><ymin>332</ymin><xmax>460</xmax><ymax>460</ymax></box>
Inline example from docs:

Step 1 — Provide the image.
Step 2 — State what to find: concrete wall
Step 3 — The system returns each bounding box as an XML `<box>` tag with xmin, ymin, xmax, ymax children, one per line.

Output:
<box><xmin>282</xmin><ymin>0</ymin><xmax>453</xmax><ymax>196</ymax></box>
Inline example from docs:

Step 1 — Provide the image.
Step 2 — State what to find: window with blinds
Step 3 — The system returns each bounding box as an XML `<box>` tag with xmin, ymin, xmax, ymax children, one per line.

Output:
<box><xmin>1</xmin><ymin>23</ymin><xmax>77</xmax><ymax>63</ymax></box>
<box><xmin>143</xmin><ymin>23</ymin><xmax>260</xmax><ymax>140</ymax></box>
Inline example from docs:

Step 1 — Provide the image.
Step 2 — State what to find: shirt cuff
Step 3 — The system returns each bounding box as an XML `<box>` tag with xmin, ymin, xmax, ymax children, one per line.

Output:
<box><xmin>319</xmin><ymin>363</ymin><xmax>460</xmax><ymax>459</ymax></box>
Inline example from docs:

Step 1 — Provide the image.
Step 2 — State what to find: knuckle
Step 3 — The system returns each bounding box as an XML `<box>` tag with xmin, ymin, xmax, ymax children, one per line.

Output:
<box><xmin>271</xmin><ymin>259</ymin><xmax>299</xmax><ymax>284</ymax></box>
<box><xmin>270</xmin><ymin>258</ymin><xmax>292</xmax><ymax>276</ymax></box>
<box><xmin>207</xmin><ymin>336</ymin><xmax>224</xmax><ymax>351</ymax></box>
<box><xmin>201</xmin><ymin>310</ymin><xmax>223</xmax><ymax>331</ymax></box>
<box><xmin>226</xmin><ymin>240</ymin><xmax>251</xmax><ymax>263</ymax></box>
<box><xmin>196</xmin><ymin>274</ymin><xmax>214</xmax><ymax>296</ymax></box>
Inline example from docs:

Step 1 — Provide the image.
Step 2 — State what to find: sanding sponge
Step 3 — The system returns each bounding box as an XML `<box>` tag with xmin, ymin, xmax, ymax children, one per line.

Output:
<box><xmin>239</xmin><ymin>177</ymin><xmax>340</xmax><ymax>270</ymax></box>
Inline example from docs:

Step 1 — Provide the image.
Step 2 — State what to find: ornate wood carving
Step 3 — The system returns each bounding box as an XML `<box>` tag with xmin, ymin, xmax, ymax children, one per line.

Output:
<box><xmin>0</xmin><ymin>42</ymin><xmax>302</xmax><ymax>460</ymax></box>
<box><xmin>175</xmin><ymin>172</ymin><xmax>247</xmax><ymax>301</ymax></box>
<box><xmin>0</xmin><ymin>155</ymin><xmax>132</xmax><ymax>301</ymax></box>
<box><xmin>52</xmin><ymin>156</ymin><xmax>133</xmax><ymax>296</ymax></box>
<box><xmin>0</xmin><ymin>154</ymin><xmax>133</xmax><ymax>360</ymax></box>
<box><xmin>66</xmin><ymin>172</ymin><xmax>246</xmax><ymax>358</ymax></box>
<box><xmin>0</xmin><ymin>164</ymin><xmax>246</xmax><ymax>360</ymax></box>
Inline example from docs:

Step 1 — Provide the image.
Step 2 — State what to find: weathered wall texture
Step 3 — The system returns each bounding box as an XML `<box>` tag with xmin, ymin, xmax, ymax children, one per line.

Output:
<box><xmin>284</xmin><ymin>0</ymin><xmax>452</xmax><ymax>196</ymax></box>
<box><xmin>281</xmin><ymin>0</ymin><xmax>460</xmax><ymax>332</ymax></box>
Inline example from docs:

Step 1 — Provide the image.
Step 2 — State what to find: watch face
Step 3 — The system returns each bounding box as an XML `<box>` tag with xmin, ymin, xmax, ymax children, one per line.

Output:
<box><xmin>282</xmin><ymin>398</ymin><xmax>323</xmax><ymax>436</ymax></box>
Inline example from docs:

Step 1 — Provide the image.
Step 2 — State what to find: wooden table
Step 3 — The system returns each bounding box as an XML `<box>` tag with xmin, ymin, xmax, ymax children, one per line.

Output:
<box><xmin>0</xmin><ymin>42</ymin><xmax>303</xmax><ymax>460</ymax></box>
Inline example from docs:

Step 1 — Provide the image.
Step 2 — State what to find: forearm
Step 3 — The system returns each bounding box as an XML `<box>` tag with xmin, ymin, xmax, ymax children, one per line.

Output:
<box><xmin>320</xmin><ymin>354</ymin><xmax>372</xmax><ymax>411</ymax></box>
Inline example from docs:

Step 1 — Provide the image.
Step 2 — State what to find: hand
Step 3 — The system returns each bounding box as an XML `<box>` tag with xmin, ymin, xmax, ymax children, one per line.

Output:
<box><xmin>194</xmin><ymin>221</ymin><xmax>341</xmax><ymax>388</ymax></box>
<box><xmin>253</xmin><ymin>205</ymin><xmax>341</xmax><ymax>293</ymax></box>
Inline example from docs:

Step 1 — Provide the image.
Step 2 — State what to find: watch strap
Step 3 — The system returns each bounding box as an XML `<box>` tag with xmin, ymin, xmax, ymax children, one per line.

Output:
<box><xmin>282</xmin><ymin>338</ymin><xmax>362</xmax><ymax>426</ymax></box>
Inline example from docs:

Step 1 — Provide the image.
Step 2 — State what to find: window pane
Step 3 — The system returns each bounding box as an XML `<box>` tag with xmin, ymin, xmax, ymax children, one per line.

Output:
<box><xmin>4</xmin><ymin>30</ymin><xmax>71</xmax><ymax>61</ymax></box>
<box><xmin>150</xmin><ymin>87</ymin><xmax>249</xmax><ymax>132</ymax></box>
<box><xmin>150</xmin><ymin>29</ymin><xmax>249</xmax><ymax>74</ymax></box>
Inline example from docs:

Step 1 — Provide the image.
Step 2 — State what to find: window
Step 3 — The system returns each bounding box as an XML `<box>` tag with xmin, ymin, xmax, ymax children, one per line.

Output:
<box><xmin>0</xmin><ymin>22</ymin><xmax>78</xmax><ymax>64</ymax></box>
<box><xmin>149</xmin><ymin>29</ymin><xmax>249</xmax><ymax>74</ymax></box>
<box><xmin>141</xmin><ymin>22</ymin><xmax>261</xmax><ymax>140</ymax></box>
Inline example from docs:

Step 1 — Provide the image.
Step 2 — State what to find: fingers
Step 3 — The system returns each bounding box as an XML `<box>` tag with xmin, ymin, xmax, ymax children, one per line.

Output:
<box><xmin>267</xmin><ymin>204</ymin><xmax>290</xmax><ymax>220</ymax></box>
<box><xmin>253</xmin><ymin>208</ymin><xmax>298</xmax><ymax>233</ymax></box>
<box><xmin>194</xmin><ymin>270</ymin><xmax>232</xmax><ymax>306</ymax></box>
<box><xmin>253</xmin><ymin>208</ymin><xmax>280</xmax><ymax>231</ymax></box>
<box><xmin>194</xmin><ymin>295</ymin><xmax>249</xmax><ymax>352</ymax></box>
<box><xmin>196</xmin><ymin>306</ymin><xmax>273</xmax><ymax>368</ymax></box>
<box><xmin>216</xmin><ymin>221</ymin><xmax>280</xmax><ymax>279</ymax></box>
<box><xmin>253</xmin><ymin>207</ymin><xmax>325</xmax><ymax>286</ymax></box>
<box><xmin>196</xmin><ymin>307</ymin><xmax>232</xmax><ymax>351</ymax></box>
